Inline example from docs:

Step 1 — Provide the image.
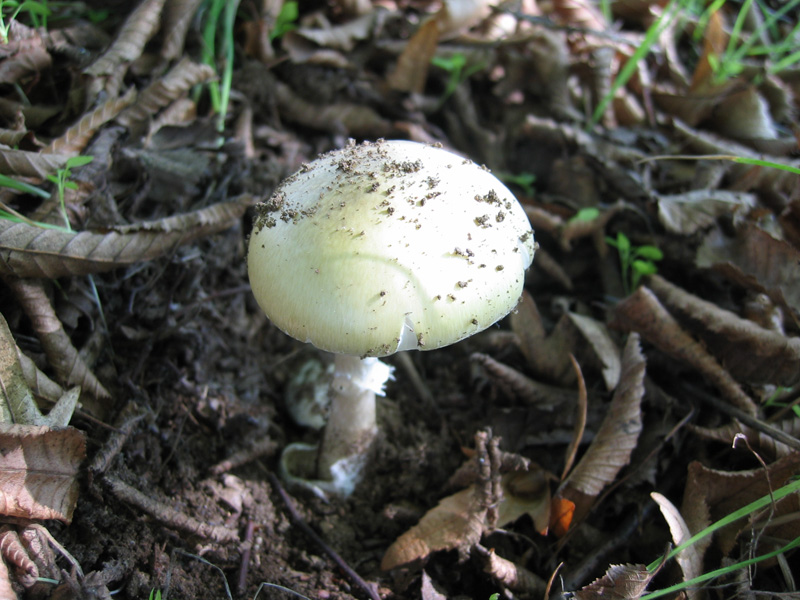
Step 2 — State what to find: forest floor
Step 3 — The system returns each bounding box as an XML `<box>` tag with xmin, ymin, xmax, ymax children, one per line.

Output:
<box><xmin>1</xmin><ymin>1</ymin><xmax>799</xmax><ymax>599</ymax></box>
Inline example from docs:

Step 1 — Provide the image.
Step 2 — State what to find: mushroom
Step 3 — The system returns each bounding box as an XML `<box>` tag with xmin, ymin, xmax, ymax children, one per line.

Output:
<box><xmin>248</xmin><ymin>139</ymin><xmax>535</xmax><ymax>496</ymax></box>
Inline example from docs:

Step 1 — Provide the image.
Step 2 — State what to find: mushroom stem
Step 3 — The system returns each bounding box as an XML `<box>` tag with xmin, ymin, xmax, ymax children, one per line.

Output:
<box><xmin>316</xmin><ymin>355</ymin><xmax>393</xmax><ymax>493</ymax></box>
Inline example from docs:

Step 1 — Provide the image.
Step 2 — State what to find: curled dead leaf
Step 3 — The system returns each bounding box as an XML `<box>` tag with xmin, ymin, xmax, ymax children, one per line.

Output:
<box><xmin>649</xmin><ymin>274</ymin><xmax>800</xmax><ymax>386</ymax></box>
<box><xmin>558</xmin><ymin>334</ymin><xmax>644</xmax><ymax>522</ymax></box>
<box><xmin>0</xmin><ymin>196</ymin><xmax>253</xmax><ymax>278</ymax></box>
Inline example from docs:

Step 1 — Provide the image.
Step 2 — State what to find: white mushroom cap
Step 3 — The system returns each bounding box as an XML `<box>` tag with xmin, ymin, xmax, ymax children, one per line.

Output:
<box><xmin>248</xmin><ymin>139</ymin><xmax>535</xmax><ymax>357</ymax></box>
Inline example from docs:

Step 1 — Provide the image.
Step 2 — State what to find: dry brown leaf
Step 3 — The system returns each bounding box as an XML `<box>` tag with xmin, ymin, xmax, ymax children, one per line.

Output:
<box><xmin>689</xmin><ymin>8</ymin><xmax>727</xmax><ymax>93</ymax></box>
<box><xmin>42</xmin><ymin>89</ymin><xmax>136</xmax><ymax>156</ymax></box>
<box><xmin>471</xmin><ymin>352</ymin><xmax>576</xmax><ymax>409</ymax></box>
<box><xmin>0</xmin><ymin>554</ymin><xmax>14</xmax><ymax>599</ymax></box>
<box><xmin>559</xmin><ymin>334</ymin><xmax>644</xmax><ymax>521</ymax></box>
<box><xmin>709</xmin><ymin>86</ymin><xmax>778</xmax><ymax>140</ymax></box>
<box><xmin>551</xmin><ymin>0</ymin><xmax>607</xmax><ymax>31</ymax></box>
<box><xmin>657</xmin><ymin>190</ymin><xmax>756</xmax><ymax>236</ymax></box>
<box><xmin>274</xmin><ymin>80</ymin><xmax>394</xmax><ymax>138</ymax></box>
<box><xmin>116</xmin><ymin>59</ymin><xmax>215</xmax><ymax>130</ymax></box>
<box><xmin>496</xmin><ymin>468</ymin><xmax>551</xmax><ymax>534</ymax></box>
<box><xmin>573</xmin><ymin>563</ymin><xmax>655</xmax><ymax>600</ymax></box>
<box><xmin>15</xmin><ymin>348</ymin><xmax>63</xmax><ymax>406</ymax></box>
<box><xmin>650</xmin><ymin>492</ymin><xmax>702</xmax><ymax>600</ymax></box>
<box><xmin>381</xmin><ymin>486</ymin><xmax>485</xmax><ymax>570</ymax></box>
<box><xmin>0</xmin><ymin>311</ymin><xmax>80</xmax><ymax>425</ymax></box>
<box><xmin>563</xmin><ymin>312</ymin><xmax>621</xmax><ymax>391</ymax></box>
<box><xmin>0</xmin><ymin>424</ymin><xmax>85</xmax><ymax>523</ymax></box>
<box><xmin>383</xmin><ymin>431</ymin><xmax>503</xmax><ymax>570</ymax></box>
<box><xmin>5</xmin><ymin>277</ymin><xmax>110</xmax><ymax>403</ymax></box>
<box><xmin>612</xmin><ymin>286</ymin><xmax>758</xmax><ymax>415</ymax></box>
<box><xmin>690</xmin><ymin>419</ymin><xmax>800</xmax><ymax>459</ymax></box>
<box><xmin>697</xmin><ymin>223</ymin><xmax>800</xmax><ymax>325</ymax></box>
<box><xmin>649</xmin><ymin>274</ymin><xmax>800</xmax><ymax>386</ymax></box>
<box><xmin>386</xmin><ymin>18</ymin><xmax>440</xmax><ymax>94</ymax></box>
<box><xmin>680</xmin><ymin>453</ymin><xmax>800</xmax><ymax>556</ymax></box>
<box><xmin>0</xmin><ymin>44</ymin><xmax>51</xmax><ymax>86</ymax></box>
<box><xmin>474</xmin><ymin>544</ymin><xmax>546</xmax><ymax>595</ymax></box>
<box><xmin>288</xmin><ymin>11</ymin><xmax>380</xmax><ymax>53</ymax></box>
<box><xmin>0</xmin><ymin>196</ymin><xmax>252</xmax><ymax>278</ymax></box>
<box><xmin>0</xmin><ymin>526</ymin><xmax>38</xmax><ymax>588</ymax></box>
<box><xmin>84</xmin><ymin>0</ymin><xmax>167</xmax><ymax>79</ymax></box>
<box><xmin>159</xmin><ymin>0</ymin><xmax>204</xmax><ymax>61</ymax></box>
<box><xmin>420</xmin><ymin>570</ymin><xmax>447</xmax><ymax>600</ymax></box>
<box><xmin>0</xmin><ymin>147</ymin><xmax>69</xmax><ymax>179</ymax></box>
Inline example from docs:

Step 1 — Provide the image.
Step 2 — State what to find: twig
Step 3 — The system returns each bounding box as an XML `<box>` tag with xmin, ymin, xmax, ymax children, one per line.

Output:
<box><xmin>104</xmin><ymin>475</ymin><xmax>239</xmax><ymax>544</ymax></box>
<box><xmin>237</xmin><ymin>520</ymin><xmax>256</xmax><ymax>596</ymax></box>
<box><xmin>266</xmin><ymin>472</ymin><xmax>381</xmax><ymax>600</ymax></box>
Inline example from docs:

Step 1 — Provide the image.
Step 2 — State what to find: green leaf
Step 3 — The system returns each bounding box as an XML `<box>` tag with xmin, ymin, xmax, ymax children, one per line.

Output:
<box><xmin>570</xmin><ymin>207</ymin><xmax>600</xmax><ymax>223</ymax></box>
<box><xmin>65</xmin><ymin>155</ymin><xmax>94</xmax><ymax>169</ymax></box>
<box><xmin>431</xmin><ymin>53</ymin><xmax>466</xmax><ymax>73</ymax></box>
<box><xmin>632</xmin><ymin>259</ymin><xmax>658</xmax><ymax>275</ymax></box>
<box><xmin>615</xmin><ymin>232</ymin><xmax>631</xmax><ymax>254</ymax></box>
<box><xmin>633</xmin><ymin>245</ymin><xmax>663</xmax><ymax>261</ymax></box>
<box><xmin>270</xmin><ymin>1</ymin><xmax>298</xmax><ymax>41</ymax></box>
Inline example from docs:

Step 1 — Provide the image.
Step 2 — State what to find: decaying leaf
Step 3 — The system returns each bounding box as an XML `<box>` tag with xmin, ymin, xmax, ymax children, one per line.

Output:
<box><xmin>0</xmin><ymin>554</ymin><xmax>14</xmax><ymax>599</ymax></box>
<box><xmin>509</xmin><ymin>291</ymin><xmax>620</xmax><ymax>389</ymax></box>
<box><xmin>471</xmin><ymin>352</ymin><xmax>576</xmax><ymax>409</ymax></box>
<box><xmin>382</xmin><ymin>430</ymin><xmax>509</xmax><ymax>570</ymax></box>
<box><xmin>649</xmin><ymin>274</ymin><xmax>800</xmax><ymax>386</ymax></box>
<box><xmin>42</xmin><ymin>88</ymin><xmax>136</xmax><ymax>156</ymax></box>
<box><xmin>474</xmin><ymin>544</ymin><xmax>546</xmax><ymax>595</ymax></box>
<box><xmin>572</xmin><ymin>563</ymin><xmax>655</xmax><ymax>600</ymax></box>
<box><xmin>680</xmin><ymin>453</ymin><xmax>800</xmax><ymax>556</ymax></box>
<box><xmin>558</xmin><ymin>334</ymin><xmax>644</xmax><ymax>523</ymax></box>
<box><xmin>657</xmin><ymin>190</ymin><xmax>756</xmax><ymax>236</ymax></box>
<box><xmin>84</xmin><ymin>0</ymin><xmax>166</xmax><ymax>79</ymax></box>
<box><xmin>690</xmin><ymin>419</ymin><xmax>800</xmax><ymax>459</ymax></box>
<box><xmin>381</xmin><ymin>486</ymin><xmax>485</xmax><ymax>570</ymax></box>
<box><xmin>0</xmin><ymin>311</ymin><xmax>81</xmax><ymax>426</ymax></box>
<box><xmin>116</xmin><ymin>58</ymin><xmax>215</xmax><ymax>130</ymax></box>
<box><xmin>5</xmin><ymin>277</ymin><xmax>111</xmax><ymax>403</ymax></box>
<box><xmin>0</xmin><ymin>526</ymin><xmax>38</xmax><ymax>588</ymax></box>
<box><xmin>650</xmin><ymin>492</ymin><xmax>702</xmax><ymax>600</ymax></box>
<box><xmin>0</xmin><ymin>424</ymin><xmax>85</xmax><ymax>522</ymax></box>
<box><xmin>497</xmin><ymin>468</ymin><xmax>551</xmax><ymax>534</ymax></box>
<box><xmin>612</xmin><ymin>286</ymin><xmax>757</xmax><ymax>415</ymax></box>
<box><xmin>386</xmin><ymin>18</ymin><xmax>440</xmax><ymax>94</ymax></box>
<box><xmin>0</xmin><ymin>196</ymin><xmax>253</xmax><ymax>278</ymax></box>
<box><xmin>274</xmin><ymin>80</ymin><xmax>394</xmax><ymax>138</ymax></box>
<box><xmin>420</xmin><ymin>570</ymin><xmax>447</xmax><ymax>600</ymax></box>
<box><xmin>0</xmin><ymin>147</ymin><xmax>70</xmax><ymax>179</ymax></box>
<box><xmin>159</xmin><ymin>0</ymin><xmax>204</xmax><ymax>61</ymax></box>
<box><xmin>697</xmin><ymin>223</ymin><xmax>800</xmax><ymax>324</ymax></box>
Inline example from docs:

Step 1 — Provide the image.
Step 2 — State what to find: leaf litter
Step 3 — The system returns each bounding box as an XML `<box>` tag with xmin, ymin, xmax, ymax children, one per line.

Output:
<box><xmin>0</xmin><ymin>0</ymin><xmax>799</xmax><ymax>599</ymax></box>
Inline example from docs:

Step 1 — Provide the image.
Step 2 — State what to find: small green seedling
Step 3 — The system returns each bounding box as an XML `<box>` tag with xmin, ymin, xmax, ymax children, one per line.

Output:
<box><xmin>430</xmin><ymin>52</ymin><xmax>485</xmax><ymax>105</ymax></box>
<box><xmin>46</xmin><ymin>155</ymin><xmax>93</xmax><ymax>231</ymax></box>
<box><xmin>148</xmin><ymin>589</ymin><xmax>162</xmax><ymax>600</ymax></box>
<box><xmin>269</xmin><ymin>1</ymin><xmax>298</xmax><ymax>41</ymax></box>
<box><xmin>497</xmin><ymin>172</ymin><xmax>536</xmax><ymax>197</ymax></box>
<box><xmin>606</xmin><ymin>231</ymin><xmax>663</xmax><ymax>295</ymax></box>
<box><xmin>569</xmin><ymin>207</ymin><xmax>600</xmax><ymax>223</ymax></box>
<box><xmin>0</xmin><ymin>0</ymin><xmax>52</xmax><ymax>42</ymax></box>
